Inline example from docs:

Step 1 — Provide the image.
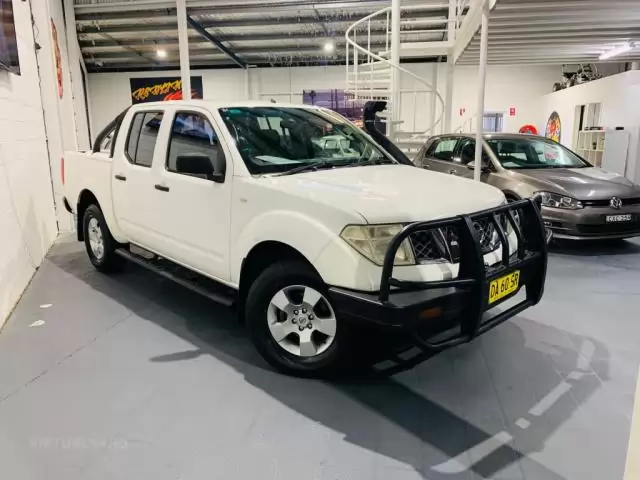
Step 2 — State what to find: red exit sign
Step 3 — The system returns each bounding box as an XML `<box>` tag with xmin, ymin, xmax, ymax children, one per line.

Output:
<box><xmin>509</xmin><ymin>107</ymin><xmax>517</xmax><ymax>116</ymax></box>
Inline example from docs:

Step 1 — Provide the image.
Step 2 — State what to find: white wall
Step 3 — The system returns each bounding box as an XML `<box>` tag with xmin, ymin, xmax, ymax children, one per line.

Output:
<box><xmin>539</xmin><ymin>71</ymin><xmax>640</xmax><ymax>182</ymax></box>
<box><xmin>88</xmin><ymin>63</ymin><xmax>559</xmax><ymax>137</ymax></box>
<box><xmin>0</xmin><ymin>0</ymin><xmax>58</xmax><ymax>327</ymax></box>
<box><xmin>31</xmin><ymin>0</ymin><xmax>91</xmax><ymax>232</ymax></box>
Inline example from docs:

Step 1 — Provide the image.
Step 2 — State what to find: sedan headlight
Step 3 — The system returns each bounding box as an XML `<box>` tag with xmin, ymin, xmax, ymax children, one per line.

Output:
<box><xmin>534</xmin><ymin>191</ymin><xmax>583</xmax><ymax>210</ymax></box>
<box><xmin>340</xmin><ymin>224</ymin><xmax>416</xmax><ymax>266</ymax></box>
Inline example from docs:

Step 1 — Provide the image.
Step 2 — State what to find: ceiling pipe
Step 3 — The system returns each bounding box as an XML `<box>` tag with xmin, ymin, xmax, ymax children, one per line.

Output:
<box><xmin>74</xmin><ymin>0</ymin><xmax>449</xmax><ymax>15</ymax></box>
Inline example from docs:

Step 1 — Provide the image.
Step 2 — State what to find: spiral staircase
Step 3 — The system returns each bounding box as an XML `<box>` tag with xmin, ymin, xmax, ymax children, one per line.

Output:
<box><xmin>345</xmin><ymin>0</ymin><xmax>481</xmax><ymax>155</ymax></box>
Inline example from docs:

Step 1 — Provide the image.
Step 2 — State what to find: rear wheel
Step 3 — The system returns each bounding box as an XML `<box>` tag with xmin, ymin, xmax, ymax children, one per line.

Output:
<box><xmin>245</xmin><ymin>261</ymin><xmax>348</xmax><ymax>377</ymax></box>
<box><xmin>82</xmin><ymin>204</ymin><xmax>125</xmax><ymax>273</ymax></box>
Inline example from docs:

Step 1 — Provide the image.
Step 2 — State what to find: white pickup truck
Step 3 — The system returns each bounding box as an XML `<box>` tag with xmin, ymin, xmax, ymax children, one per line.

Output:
<box><xmin>63</xmin><ymin>100</ymin><xmax>547</xmax><ymax>376</ymax></box>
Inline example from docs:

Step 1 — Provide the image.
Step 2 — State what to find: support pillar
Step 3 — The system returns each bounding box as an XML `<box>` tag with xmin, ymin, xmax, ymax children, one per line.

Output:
<box><xmin>444</xmin><ymin>57</ymin><xmax>454</xmax><ymax>133</ymax></box>
<box><xmin>430</xmin><ymin>62</ymin><xmax>438</xmax><ymax>133</ymax></box>
<box><xmin>473</xmin><ymin>2</ymin><xmax>489</xmax><ymax>182</ymax></box>
<box><xmin>176</xmin><ymin>0</ymin><xmax>191</xmax><ymax>100</ymax></box>
<box><xmin>390</xmin><ymin>0</ymin><xmax>401</xmax><ymax>137</ymax></box>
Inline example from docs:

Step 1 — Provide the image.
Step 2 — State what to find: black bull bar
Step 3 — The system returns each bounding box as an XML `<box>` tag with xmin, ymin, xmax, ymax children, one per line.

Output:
<box><xmin>329</xmin><ymin>198</ymin><xmax>548</xmax><ymax>371</ymax></box>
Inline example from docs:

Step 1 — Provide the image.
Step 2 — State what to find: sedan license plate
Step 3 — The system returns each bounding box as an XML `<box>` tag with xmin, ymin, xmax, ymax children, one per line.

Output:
<box><xmin>606</xmin><ymin>214</ymin><xmax>632</xmax><ymax>223</ymax></box>
<box><xmin>488</xmin><ymin>270</ymin><xmax>520</xmax><ymax>305</ymax></box>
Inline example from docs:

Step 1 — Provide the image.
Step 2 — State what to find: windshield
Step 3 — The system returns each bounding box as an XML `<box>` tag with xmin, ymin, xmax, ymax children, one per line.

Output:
<box><xmin>218</xmin><ymin>106</ymin><xmax>394</xmax><ymax>174</ymax></box>
<box><xmin>486</xmin><ymin>137</ymin><xmax>589</xmax><ymax>169</ymax></box>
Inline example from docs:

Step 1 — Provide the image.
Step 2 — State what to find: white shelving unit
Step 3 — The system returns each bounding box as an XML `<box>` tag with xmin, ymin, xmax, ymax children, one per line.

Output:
<box><xmin>576</xmin><ymin>129</ymin><xmax>605</xmax><ymax>166</ymax></box>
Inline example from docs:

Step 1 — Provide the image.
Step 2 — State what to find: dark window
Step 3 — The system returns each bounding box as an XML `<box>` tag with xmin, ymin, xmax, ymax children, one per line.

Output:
<box><xmin>99</xmin><ymin>126</ymin><xmax>116</xmax><ymax>152</ymax></box>
<box><xmin>167</xmin><ymin>112</ymin><xmax>224</xmax><ymax>178</ymax></box>
<box><xmin>486</xmin><ymin>137</ymin><xmax>589</xmax><ymax>169</ymax></box>
<box><xmin>427</xmin><ymin>137</ymin><xmax>458</xmax><ymax>162</ymax></box>
<box><xmin>457</xmin><ymin>139</ymin><xmax>492</xmax><ymax>166</ymax></box>
<box><xmin>125</xmin><ymin>111</ymin><xmax>163</xmax><ymax>167</ymax></box>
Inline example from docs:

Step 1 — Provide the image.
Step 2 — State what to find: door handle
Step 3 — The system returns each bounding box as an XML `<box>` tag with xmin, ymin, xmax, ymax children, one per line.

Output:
<box><xmin>448</xmin><ymin>169</ymin><xmax>458</xmax><ymax>175</ymax></box>
<box><xmin>114</xmin><ymin>174</ymin><xmax>127</xmax><ymax>181</ymax></box>
<box><xmin>154</xmin><ymin>184</ymin><xmax>170</xmax><ymax>192</ymax></box>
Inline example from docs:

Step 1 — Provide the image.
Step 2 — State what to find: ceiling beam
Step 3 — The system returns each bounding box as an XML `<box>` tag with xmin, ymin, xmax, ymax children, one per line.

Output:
<box><xmin>479</xmin><ymin>31</ymin><xmax>640</xmax><ymax>41</ymax></box>
<box><xmin>495</xmin><ymin>0</ymin><xmax>640</xmax><ymax>10</ymax></box>
<box><xmin>459</xmin><ymin>52</ymin><xmax>640</xmax><ymax>61</ymax></box>
<box><xmin>468</xmin><ymin>37</ymin><xmax>638</xmax><ymax>47</ymax></box>
<box><xmin>185</xmin><ymin>15</ymin><xmax>247</xmax><ymax>68</ymax></box>
<box><xmin>487</xmin><ymin>24</ymin><xmax>640</xmax><ymax>34</ymax></box>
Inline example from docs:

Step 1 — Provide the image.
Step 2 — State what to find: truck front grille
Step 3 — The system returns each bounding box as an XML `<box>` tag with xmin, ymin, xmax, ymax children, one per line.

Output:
<box><xmin>409</xmin><ymin>216</ymin><xmax>509</xmax><ymax>264</ymax></box>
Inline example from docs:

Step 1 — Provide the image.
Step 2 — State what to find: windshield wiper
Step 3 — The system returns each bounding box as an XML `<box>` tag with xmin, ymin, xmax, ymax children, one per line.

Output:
<box><xmin>275</xmin><ymin>160</ymin><xmax>335</xmax><ymax>176</ymax></box>
<box><xmin>346</xmin><ymin>156</ymin><xmax>395</xmax><ymax>167</ymax></box>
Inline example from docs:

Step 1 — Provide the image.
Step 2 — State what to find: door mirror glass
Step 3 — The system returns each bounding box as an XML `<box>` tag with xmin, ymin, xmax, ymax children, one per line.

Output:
<box><xmin>466</xmin><ymin>159</ymin><xmax>491</xmax><ymax>172</ymax></box>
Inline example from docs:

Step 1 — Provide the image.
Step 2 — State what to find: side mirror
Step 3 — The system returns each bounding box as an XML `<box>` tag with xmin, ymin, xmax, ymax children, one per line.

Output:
<box><xmin>466</xmin><ymin>160</ymin><xmax>491</xmax><ymax>173</ymax></box>
<box><xmin>176</xmin><ymin>152</ymin><xmax>226</xmax><ymax>183</ymax></box>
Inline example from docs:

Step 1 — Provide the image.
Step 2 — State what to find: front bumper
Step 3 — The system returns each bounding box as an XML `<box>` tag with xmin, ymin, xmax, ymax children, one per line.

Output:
<box><xmin>542</xmin><ymin>204</ymin><xmax>640</xmax><ymax>240</ymax></box>
<box><xmin>328</xmin><ymin>199</ymin><xmax>548</xmax><ymax>356</ymax></box>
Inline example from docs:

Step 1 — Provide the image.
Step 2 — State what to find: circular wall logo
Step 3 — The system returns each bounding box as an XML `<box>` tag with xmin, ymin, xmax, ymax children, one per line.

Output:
<box><xmin>545</xmin><ymin>111</ymin><xmax>561</xmax><ymax>142</ymax></box>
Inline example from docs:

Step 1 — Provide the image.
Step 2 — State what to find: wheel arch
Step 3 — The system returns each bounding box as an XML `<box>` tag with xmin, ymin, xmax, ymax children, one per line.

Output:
<box><xmin>238</xmin><ymin>241</ymin><xmax>320</xmax><ymax>321</ymax></box>
<box><xmin>76</xmin><ymin>189</ymin><xmax>101</xmax><ymax>241</ymax></box>
<box><xmin>503</xmin><ymin>190</ymin><xmax>522</xmax><ymax>202</ymax></box>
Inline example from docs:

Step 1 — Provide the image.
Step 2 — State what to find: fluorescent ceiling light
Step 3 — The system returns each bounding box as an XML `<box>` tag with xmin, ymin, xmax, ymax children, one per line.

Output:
<box><xmin>324</xmin><ymin>42</ymin><xmax>335</xmax><ymax>53</ymax></box>
<box><xmin>156</xmin><ymin>48</ymin><xmax>167</xmax><ymax>59</ymax></box>
<box><xmin>599</xmin><ymin>42</ymin><xmax>635</xmax><ymax>60</ymax></box>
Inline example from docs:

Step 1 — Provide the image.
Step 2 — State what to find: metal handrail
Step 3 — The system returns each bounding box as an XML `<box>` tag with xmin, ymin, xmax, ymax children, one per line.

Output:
<box><xmin>345</xmin><ymin>5</ymin><xmax>446</xmax><ymax>136</ymax></box>
<box><xmin>453</xmin><ymin>112</ymin><xmax>478</xmax><ymax>133</ymax></box>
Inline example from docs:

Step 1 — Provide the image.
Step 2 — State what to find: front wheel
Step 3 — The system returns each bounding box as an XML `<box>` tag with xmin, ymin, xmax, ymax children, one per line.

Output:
<box><xmin>245</xmin><ymin>261</ymin><xmax>349</xmax><ymax>377</ymax></box>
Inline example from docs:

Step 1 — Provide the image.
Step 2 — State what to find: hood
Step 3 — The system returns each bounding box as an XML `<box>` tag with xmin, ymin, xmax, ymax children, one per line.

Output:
<box><xmin>267</xmin><ymin>165</ymin><xmax>505</xmax><ymax>223</ymax></box>
<box><xmin>514</xmin><ymin>167</ymin><xmax>640</xmax><ymax>200</ymax></box>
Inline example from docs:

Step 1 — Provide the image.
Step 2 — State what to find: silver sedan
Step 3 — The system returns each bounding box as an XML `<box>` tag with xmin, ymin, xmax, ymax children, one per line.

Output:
<box><xmin>415</xmin><ymin>133</ymin><xmax>640</xmax><ymax>241</ymax></box>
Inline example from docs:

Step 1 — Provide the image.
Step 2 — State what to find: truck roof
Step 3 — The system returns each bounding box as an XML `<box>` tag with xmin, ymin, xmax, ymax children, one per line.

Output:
<box><xmin>130</xmin><ymin>100</ymin><xmax>318</xmax><ymax>110</ymax></box>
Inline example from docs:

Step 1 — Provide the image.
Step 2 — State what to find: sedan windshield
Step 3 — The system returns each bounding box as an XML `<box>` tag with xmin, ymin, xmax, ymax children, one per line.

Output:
<box><xmin>218</xmin><ymin>106</ymin><xmax>395</xmax><ymax>174</ymax></box>
<box><xmin>486</xmin><ymin>137</ymin><xmax>589</xmax><ymax>169</ymax></box>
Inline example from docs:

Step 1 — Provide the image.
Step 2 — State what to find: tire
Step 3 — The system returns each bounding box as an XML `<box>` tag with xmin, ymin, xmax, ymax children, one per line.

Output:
<box><xmin>82</xmin><ymin>204</ymin><xmax>125</xmax><ymax>273</ymax></box>
<box><xmin>245</xmin><ymin>261</ymin><xmax>349</xmax><ymax>377</ymax></box>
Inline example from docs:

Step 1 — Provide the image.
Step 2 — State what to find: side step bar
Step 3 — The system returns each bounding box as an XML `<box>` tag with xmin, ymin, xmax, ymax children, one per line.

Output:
<box><xmin>115</xmin><ymin>248</ymin><xmax>236</xmax><ymax>307</ymax></box>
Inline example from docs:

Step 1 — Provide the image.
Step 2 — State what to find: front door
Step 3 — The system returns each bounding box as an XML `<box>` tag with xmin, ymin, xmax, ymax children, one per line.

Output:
<box><xmin>455</xmin><ymin>138</ymin><xmax>494</xmax><ymax>181</ymax></box>
<box><xmin>149</xmin><ymin>108</ymin><xmax>233</xmax><ymax>282</ymax></box>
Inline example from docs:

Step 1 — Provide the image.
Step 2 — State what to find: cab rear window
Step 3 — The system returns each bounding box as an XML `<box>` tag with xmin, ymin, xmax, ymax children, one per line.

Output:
<box><xmin>125</xmin><ymin>111</ymin><xmax>164</xmax><ymax>167</ymax></box>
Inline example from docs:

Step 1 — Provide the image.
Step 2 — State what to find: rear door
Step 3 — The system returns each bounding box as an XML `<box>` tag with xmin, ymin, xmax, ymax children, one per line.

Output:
<box><xmin>112</xmin><ymin>109</ymin><xmax>167</xmax><ymax>250</ymax></box>
<box><xmin>418</xmin><ymin>136</ymin><xmax>460</xmax><ymax>174</ymax></box>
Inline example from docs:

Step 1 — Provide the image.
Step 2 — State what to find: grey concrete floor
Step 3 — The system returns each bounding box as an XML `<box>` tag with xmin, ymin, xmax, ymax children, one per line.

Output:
<box><xmin>1</xmin><ymin>236</ymin><xmax>639</xmax><ymax>480</ymax></box>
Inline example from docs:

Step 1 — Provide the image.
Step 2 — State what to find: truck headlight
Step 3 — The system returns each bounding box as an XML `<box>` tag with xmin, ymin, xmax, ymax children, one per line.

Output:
<box><xmin>534</xmin><ymin>191</ymin><xmax>583</xmax><ymax>210</ymax></box>
<box><xmin>340</xmin><ymin>224</ymin><xmax>416</xmax><ymax>266</ymax></box>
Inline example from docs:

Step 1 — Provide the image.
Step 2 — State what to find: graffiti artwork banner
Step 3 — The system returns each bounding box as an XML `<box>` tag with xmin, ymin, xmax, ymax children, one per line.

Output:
<box><xmin>129</xmin><ymin>76</ymin><xmax>203</xmax><ymax>104</ymax></box>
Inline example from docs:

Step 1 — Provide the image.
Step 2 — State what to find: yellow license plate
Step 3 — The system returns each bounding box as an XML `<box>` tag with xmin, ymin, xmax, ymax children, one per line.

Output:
<box><xmin>488</xmin><ymin>270</ymin><xmax>520</xmax><ymax>304</ymax></box>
